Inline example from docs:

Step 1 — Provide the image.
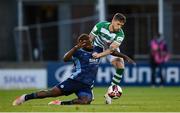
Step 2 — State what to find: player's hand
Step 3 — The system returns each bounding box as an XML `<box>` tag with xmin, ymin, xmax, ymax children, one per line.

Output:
<box><xmin>92</xmin><ymin>52</ymin><xmax>101</xmax><ymax>59</ymax></box>
<box><xmin>75</xmin><ymin>40</ymin><xmax>87</xmax><ymax>49</ymax></box>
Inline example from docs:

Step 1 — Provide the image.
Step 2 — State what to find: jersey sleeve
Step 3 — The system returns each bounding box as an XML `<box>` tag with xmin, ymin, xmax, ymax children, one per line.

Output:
<box><xmin>65</xmin><ymin>50</ymin><xmax>81</xmax><ymax>62</ymax></box>
<box><xmin>90</xmin><ymin>22</ymin><xmax>103</xmax><ymax>36</ymax></box>
<box><xmin>114</xmin><ymin>29</ymin><xmax>125</xmax><ymax>44</ymax></box>
<box><xmin>72</xmin><ymin>49</ymin><xmax>81</xmax><ymax>60</ymax></box>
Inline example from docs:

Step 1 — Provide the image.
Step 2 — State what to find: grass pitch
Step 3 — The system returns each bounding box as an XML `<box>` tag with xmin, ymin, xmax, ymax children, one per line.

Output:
<box><xmin>0</xmin><ymin>87</ymin><xmax>180</xmax><ymax>112</ymax></box>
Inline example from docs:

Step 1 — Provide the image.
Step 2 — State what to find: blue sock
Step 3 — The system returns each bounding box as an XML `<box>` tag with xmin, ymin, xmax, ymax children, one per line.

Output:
<box><xmin>25</xmin><ymin>93</ymin><xmax>37</xmax><ymax>101</ymax></box>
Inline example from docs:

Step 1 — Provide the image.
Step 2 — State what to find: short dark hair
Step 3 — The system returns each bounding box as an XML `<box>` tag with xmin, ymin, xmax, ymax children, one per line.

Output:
<box><xmin>77</xmin><ymin>34</ymin><xmax>89</xmax><ymax>42</ymax></box>
<box><xmin>113</xmin><ymin>13</ymin><xmax>126</xmax><ymax>23</ymax></box>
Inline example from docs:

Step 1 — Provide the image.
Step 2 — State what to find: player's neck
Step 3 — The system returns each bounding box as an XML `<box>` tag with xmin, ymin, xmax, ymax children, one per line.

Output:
<box><xmin>109</xmin><ymin>24</ymin><xmax>114</xmax><ymax>33</ymax></box>
<box><xmin>82</xmin><ymin>48</ymin><xmax>93</xmax><ymax>52</ymax></box>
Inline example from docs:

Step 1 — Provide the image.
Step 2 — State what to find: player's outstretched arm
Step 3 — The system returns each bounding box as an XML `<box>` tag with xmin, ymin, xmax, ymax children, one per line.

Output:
<box><xmin>111</xmin><ymin>50</ymin><xmax>136</xmax><ymax>65</ymax></box>
<box><xmin>63</xmin><ymin>40</ymin><xmax>86</xmax><ymax>62</ymax></box>
<box><xmin>92</xmin><ymin>42</ymin><xmax>119</xmax><ymax>58</ymax></box>
<box><xmin>63</xmin><ymin>46</ymin><xmax>79</xmax><ymax>62</ymax></box>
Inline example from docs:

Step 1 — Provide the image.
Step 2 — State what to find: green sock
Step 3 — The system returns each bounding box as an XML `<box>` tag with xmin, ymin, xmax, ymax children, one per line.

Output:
<box><xmin>111</xmin><ymin>68</ymin><xmax>124</xmax><ymax>85</ymax></box>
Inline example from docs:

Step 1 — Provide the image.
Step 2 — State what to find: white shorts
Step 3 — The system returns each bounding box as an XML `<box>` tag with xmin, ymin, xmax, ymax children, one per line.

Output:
<box><xmin>107</xmin><ymin>48</ymin><xmax>122</xmax><ymax>62</ymax></box>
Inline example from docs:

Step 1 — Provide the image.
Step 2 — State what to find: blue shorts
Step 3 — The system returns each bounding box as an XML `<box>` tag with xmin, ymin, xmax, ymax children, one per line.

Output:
<box><xmin>56</xmin><ymin>78</ymin><xmax>92</xmax><ymax>100</ymax></box>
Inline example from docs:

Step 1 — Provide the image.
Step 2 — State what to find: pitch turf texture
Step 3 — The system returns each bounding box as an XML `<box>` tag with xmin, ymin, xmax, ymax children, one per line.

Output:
<box><xmin>0</xmin><ymin>87</ymin><xmax>180</xmax><ymax>112</ymax></box>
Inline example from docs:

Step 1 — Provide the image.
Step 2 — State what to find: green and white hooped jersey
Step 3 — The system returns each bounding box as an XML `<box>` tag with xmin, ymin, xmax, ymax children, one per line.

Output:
<box><xmin>90</xmin><ymin>21</ymin><xmax>125</xmax><ymax>49</ymax></box>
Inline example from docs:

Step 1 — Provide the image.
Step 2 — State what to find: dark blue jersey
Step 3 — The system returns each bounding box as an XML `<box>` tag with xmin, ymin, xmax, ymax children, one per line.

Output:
<box><xmin>68</xmin><ymin>47</ymin><xmax>102</xmax><ymax>86</ymax></box>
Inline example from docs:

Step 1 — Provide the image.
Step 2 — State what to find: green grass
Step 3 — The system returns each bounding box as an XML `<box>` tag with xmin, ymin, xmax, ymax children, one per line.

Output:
<box><xmin>0</xmin><ymin>87</ymin><xmax>180</xmax><ymax>112</ymax></box>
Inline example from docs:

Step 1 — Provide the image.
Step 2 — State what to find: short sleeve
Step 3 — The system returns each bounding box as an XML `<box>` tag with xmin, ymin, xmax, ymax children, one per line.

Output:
<box><xmin>114</xmin><ymin>29</ymin><xmax>125</xmax><ymax>44</ymax></box>
<box><xmin>72</xmin><ymin>49</ymin><xmax>81</xmax><ymax>60</ymax></box>
<box><xmin>65</xmin><ymin>50</ymin><xmax>81</xmax><ymax>62</ymax></box>
<box><xmin>90</xmin><ymin>22</ymin><xmax>103</xmax><ymax>36</ymax></box>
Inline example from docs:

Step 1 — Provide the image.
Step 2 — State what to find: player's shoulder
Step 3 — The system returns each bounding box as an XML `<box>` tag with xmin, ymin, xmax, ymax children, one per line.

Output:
<box><xmin>78</xmin><ymin>48</ymin><xmax>85</xmax><ymax>53</ymax></box>
<box><xmin>117</xmin><ymin>28</ymin><xmax>125</xmax><ymax>36</ymax></box>
<box><xmin>79</xmin><ymin>48</ymin><xmax>92</xmax><ymax>54</ymax></box>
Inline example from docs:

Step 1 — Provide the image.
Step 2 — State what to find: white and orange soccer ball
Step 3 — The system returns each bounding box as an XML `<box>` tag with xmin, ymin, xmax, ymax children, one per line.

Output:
<box><xmin>107</xmin><ymin>85</ymin><xmax>122</xmax><ymax>99</ymax></box>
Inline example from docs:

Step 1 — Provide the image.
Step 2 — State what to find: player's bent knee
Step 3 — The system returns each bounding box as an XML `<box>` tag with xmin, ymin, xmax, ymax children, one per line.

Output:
<box><xmin>111</xmin><ymin>58</ymin><xmax>124</xmax><ymax>68</ymax></box>
<box><xmin>81</xmin><ymin>99</ymin><xmax>91</xmax><ymax>104</ymax></box>
<box><xmin>116</xmin><ymin>62</ymin><xmax>124</xmax><ymax>68</ymax></box>
<box><xmin>79</xmin><ymin>97</ymin><xmax>92</xmax><ymax>104</ymax></box>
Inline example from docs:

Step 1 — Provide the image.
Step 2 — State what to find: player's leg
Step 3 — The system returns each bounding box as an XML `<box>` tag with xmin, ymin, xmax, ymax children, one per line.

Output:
<box><xmin>104</xmin><ymin>54</ymin><xmax>124</xmax><ymax>104</ymax></box>
<box><xmin>49</xmin><ymin>82</ymin><xmax>93</xmax><ymax>105</ymax></box>
<box><xmin>108</xmin><ymin>48</ymin><xmax>125</xmax><ymax>85</ymax></box>
<box><xmin>150</xmin><ymin>61</ymin><xmax>156</xmax><ymax>86</ymax></box>
<box><xmin>110</xmin><ymin>57</ymin><xmax>124</xmax><ymax>85</ymax></box>
<box><xmin>74</xmin><ymin>88</ymin><xmax>92</xmax><ymax>104</ymax></box>
<box><xmin>59</xmin><ymin>94</ymin><xmax>92</xmax><ymax>105</ymax></box>
<box><xmin>25</xmin><ymin>86</ymin><xmax>62</xmax><ymax>100</ymax></box>
<box><xmin>12</xmin><ymin>86</ymin><xmax>62</xmax><ymax>106</ymax></box>
<box><xmin>49</xmin><ymin>95</ymin><xmax>92</xmax><ymax>105</ymax></box>
<box><xmin>12</xmin><ymin>78</ymin><xmax>78</xmax><ymax>106</ymax></box>
<box><xmin>158</xmin><ymin>63</ymin><xmax>164</xmax><ymax>86</ymax></box>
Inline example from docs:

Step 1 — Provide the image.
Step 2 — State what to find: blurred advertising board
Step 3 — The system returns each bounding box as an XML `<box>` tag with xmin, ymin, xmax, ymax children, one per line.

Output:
<box><xmin>47</xmin><ymin>62</ymin><xmax>180</xmax><ymax>87</ymax></box>
<box><xmin>0</xmin><ymin>69</ymin><xmax>47</xmax><ymax>89</ymax></box>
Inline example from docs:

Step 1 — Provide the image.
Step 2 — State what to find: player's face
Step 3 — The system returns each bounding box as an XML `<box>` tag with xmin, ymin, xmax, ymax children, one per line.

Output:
<box><xmin>84</xmin><ymin>39</ymin><xmax>93</xmax><ymax>49</ymax></box>
<box><xmin>80</xmin><ymin>39</ymin><xmax>93</xmax><ymax>50</ymax></box>
<box><xmin>112</xmin><ymin>20</ymin><xmax>124</xmax><ymax>32</ymax></box>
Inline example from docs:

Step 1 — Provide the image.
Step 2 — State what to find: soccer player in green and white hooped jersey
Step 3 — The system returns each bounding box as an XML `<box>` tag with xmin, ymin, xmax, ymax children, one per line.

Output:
<box><xmin>90</xmin><ymin>13</ymin><xmax>131</xmax><ymax>104</ymax></box>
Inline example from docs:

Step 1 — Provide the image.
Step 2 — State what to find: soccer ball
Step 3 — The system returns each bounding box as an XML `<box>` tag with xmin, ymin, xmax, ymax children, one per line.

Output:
<box><xmin>107</xmin><ymin>85</ymin><xmax>122</xmax><ymax>99</ymax></box>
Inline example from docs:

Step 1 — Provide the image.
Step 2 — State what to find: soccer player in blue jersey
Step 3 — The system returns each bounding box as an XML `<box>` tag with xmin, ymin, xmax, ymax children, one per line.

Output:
<box><xmin>12</xmin><ymin>34</ymin><xmax>134</xmax><ymax>106</ymax></box>
<box><xmin>12</xmin><ymin>34</ymin><xmax>101</xmax><ymax>105</ymax></box>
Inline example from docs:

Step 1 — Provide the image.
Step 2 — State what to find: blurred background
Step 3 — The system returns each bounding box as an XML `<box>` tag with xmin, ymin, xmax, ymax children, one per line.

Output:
<box><xmin>0</xmin><ymin>0</ymin><xmax>180</xmax><ymax>89</ymax></box>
